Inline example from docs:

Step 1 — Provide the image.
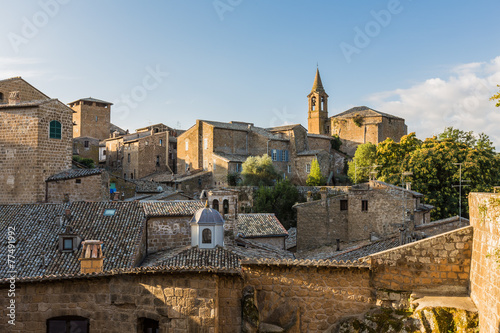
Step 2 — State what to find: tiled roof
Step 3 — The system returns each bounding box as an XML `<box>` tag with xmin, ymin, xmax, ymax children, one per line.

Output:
<box><xmin>128</xmin><ymin>179</ymin><xmax>165</xmax><ymax>193</ymax></box>
<box><xmin>0</xmin><ymin>202</ymin><xmax>146</xmax><ymax>279</ymax></box>
<box><xmin>46</xmin><ymin>168</ymin><xmax>103</xmax><ymax>181</ymax></box>
<box><xmin>329</xmin><ymin>238</ymin><xmax>400</xmax><ymax>262</ymax></box>
<box><xmin>241</xmin><ymin>258</ymin><xmax>369</xmax><ymax>268</ymax></box>
<box><xmin>0</xmin><ymin>98</ymin><xmax>58</xmax><ymax>109</ymax></box>
<box><xmin>237</xmin><ymin>214</ymin><xmax>288</xmax><ymax>238</ymax></box>
<box><xmin>202</xmin><ymin>120</ymin><xmax>289</xmax><ymax>141</ymax></box>
<box><xmin>141</xmin><ymin>200</ymin><xmax>204</xmax><ymax>217</ymax></box>
<box><xmin>110</xmin><ymin>123</ymin><xmax>127</xmax><ymax>135</ymax></box>
<box><xmin>267</xmin><ymin>124</ymin><xmax>304</xmax><ymax>132</ymax></box>
<box><xmin>285</xmin><ymin>227</ymin><xmax>297</xmax><ymax>250</ymax></box>
<box><xmin>332</xmin><ymin>106</ymin><xmax>404</xmax><ymax>120</ymax></box>
<box><xmin>146</xmin><ymin>246</ymin><xmax>241</xmax><ymax>270</ymax></box>
<box><xmin>213</xmin><ymin>152</ymin><xmax>249</xmax><ymax>163</ymax></box>
<box><xmin>68</xmin><ymin>97</ymin><xmax>112</xmax><ymax>105</ymax></box>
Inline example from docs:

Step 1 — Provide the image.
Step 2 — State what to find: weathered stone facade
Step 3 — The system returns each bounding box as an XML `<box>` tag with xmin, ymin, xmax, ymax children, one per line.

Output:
<box><xmin>69</xmin><ymin>97</ymin><xmax>112</xmax><ymax>141</ymax></box>
<box><xmin>46</xmin><ymin>172</ymin><xmax>109</xmax><ymax>203</ymax></box>
<box><xmin>147</xmin><ymin>216</ymin><xmax>192</xmax><ymax>253</ymax></box>
<box><xmin>469</xmin><ymin>192</ymin><xmax>500</xmax><ymax>333</ymax></box>
<box><xmin>295</xmin><ymin>180</ymin><xmax>432</xmax><ymax>251</ymax></box>
<box><xmin>73</xmin><ymin>136</ymin><xmax>100</xmax><ymax>163</ymax></box>
<box><xmin>330</xmin><ymin>107</ymin><xmax>408</xmax><ymax>156</ymax></box>
<box><xmin>105</xmin><ymin>124</ymin><xmax>178</xmax><ymax>179</ymax></box>
<box><xmin>177</xmin><ymin>120</ymin><xmax>343</xmax><ymax>187</ymax></box>
<box><xmin>0</xmin><ymin>78</ymin><xmax>73</xmax><ymax>203</ymax></box>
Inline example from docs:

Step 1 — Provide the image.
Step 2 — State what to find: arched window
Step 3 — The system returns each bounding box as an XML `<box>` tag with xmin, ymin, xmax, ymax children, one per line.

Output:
<box><xmin>49</xmin><ymin>120</ymin><xmax>62</xmax><ymax>139</ymax></box>
<box><xmin>212</xmin><ymin>199</ymin><xmax>219</xmax><ymax>212</ymax></box>
<box><xmin>202</xmin><ymin>228</ymin><xmax>212</xmax><ymax>244</ymax></box>
<box><xmin>223</xmin><ymin>199</ymin><xmax>229</xmax><ymax>215</ymax></box>
<box><xmin>47</xmin><ymin>316</ymin><xmax>89</xmax><ymax>333</ymax></box>
<box><xmin>0</xmin><ymin>92</ymin><xmax>3</xmax><ymax>102</ymax></box>
<box><xmin>138</xmin><ymin>317</ymin><xmax>159</xmax><ymax>333</ymax></box>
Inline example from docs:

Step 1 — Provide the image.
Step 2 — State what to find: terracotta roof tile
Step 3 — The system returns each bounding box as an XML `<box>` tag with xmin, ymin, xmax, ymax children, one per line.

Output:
<box><xmin>46</xmin><ymin>168</ymin><xmax>103</xmax><ymax>181</ymax></box>
<box><xmin>237</xmin><ymin>214</ymin><xmax>288</xmax><ymax>238</ymax></box>
<box><xmin>141</xmin><ymin>200</ymin><xmax>204</xmax><ymax>217</ymax></box>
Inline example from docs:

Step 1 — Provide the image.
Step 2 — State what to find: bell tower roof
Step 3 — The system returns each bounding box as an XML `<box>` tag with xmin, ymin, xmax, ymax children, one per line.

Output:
<box><xmin>311</xmin><ymin>68</ymin><xmax>325</xmax><ymax>94</ymax></box>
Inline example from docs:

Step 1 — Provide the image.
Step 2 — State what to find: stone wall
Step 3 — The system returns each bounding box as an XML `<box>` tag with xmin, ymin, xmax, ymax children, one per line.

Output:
<box><xmin>137</xmin><ymin>132</ymin><xmax>169</xmax><ymax>179</ymax></box>
<box><xmin>0</xmin><ymin>100</ymin><xmax>73</xmax><ymax>203</ymax></box>
<box><xmin>73</xmin><ymin>137</ymin><xmax>100</xmax><ymax>163</ymax></box>
<box><xmin>242</xmin><ymin>264</ymin><xmax>374</xmax><ymax>332</ymax></box>
<box><xmin>415</xmin><ymin>216</ymin><xmax>469</xmax><ymax>238</ymax></box>
<box><xmin>176</xmin><ymin>122</ymin><xmax>200</xmax><ymax>173</ymax></box>
<box><xmin>147</xmin><ymin>216</ymin><xmax>191</xmax><ymax>253</ymax></box>
<box><xmin>71</xmin><ymin>101</ymin><xmax>110</xmax><ymax>141</ymax></box>
<box><xmin>0</xmin><ymin>272</ymin><xmax>241</xmax><ymax>333</ymax></box>
<box><xmin>469</xmin><ymin>192</ymin><xmax>500</xmax><ymax>333</ymax></box>
<box><xmin>46</xmin><ymin>173</ymin><xmax>109</xmax><ymax>203</ymax></box>
<box><xmin>369</xmin><ymin>226</ymin><xmax>473</xmax><ymax>294</ymax></box>
<box><xmin>0</xmin><ymin>78</ymin><xmax>49</xmax><ymax>103</ymax></box>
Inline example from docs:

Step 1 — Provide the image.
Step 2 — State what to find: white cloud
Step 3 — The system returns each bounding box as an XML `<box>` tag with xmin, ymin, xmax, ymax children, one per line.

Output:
<box><xmin>367</xmin><ymin>56</ymin><xmax>500</xmax><ymax>150</ymax></box>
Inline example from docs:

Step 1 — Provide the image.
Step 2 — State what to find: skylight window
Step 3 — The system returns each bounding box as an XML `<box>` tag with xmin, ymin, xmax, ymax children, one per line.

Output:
<box><xmin>103</xmin><ymin>209</ymin><xmax>116</xmax><ymax>216</ymax></box>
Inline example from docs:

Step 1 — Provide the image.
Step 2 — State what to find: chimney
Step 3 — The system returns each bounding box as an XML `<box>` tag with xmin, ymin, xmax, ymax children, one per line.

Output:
<box><xmin>307</xmin><ymin>191</ymin><xmax>313</xmax><ymax>202</ymax></box>
<box><xmin>406</xmin><ymin>182</ymin><xmax>411</xmax><ymax>191</ymax></box>
<box><xmin>8</xmin><ymin>91</ymin><xmax>20</xmax><ymax>105</ymax></box>
<box><xmin>79</xmin><ymin>240</ymin><xmax>104</xmax><ymax>274</ymax></box>
<box><xmin>320</xmin><ymin>187</ymin><xmax>327</xmax><ymax>201</ymax></box>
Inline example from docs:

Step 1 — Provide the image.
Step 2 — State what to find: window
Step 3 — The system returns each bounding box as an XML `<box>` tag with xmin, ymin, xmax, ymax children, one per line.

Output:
<box><xmin>103</xmin><ymin>150</ymin><xmax>106</xmax><ymax>155</ymax></box>
<box><xmin>95</xmin><ymin>116</ymin><xmax>98</xmax><ymax>122</ymax></box>
<box><xmin>340</xmin><ymin>200</ymin><xmax>348</xmax><ymax>211</ymax></box>
<box><xmin>277</xmin><ymin>149</ymin><xmax>282</xmax><ymax>162</ymax></box>
<box><xmin>362</xmin><ymin>200</ymin><xmax>368</xmax><ymax>211</ymax></box>
<box><xmin>0</xmin><ymin>92</ymin><xmax>3</xmax><ymax>102</ymax></box>
<box><xmin>103</xmin><ymin>209</ymin><xmax>116</xmax><ymax>216</ymax></box>
<box><xmin>185</xmin><ymin>163</ymin><xmax>189</xmax><ymax>172</ymax></box>
<box><xmin>185</xmin><ymin>141</ymin><xmax>189</xmax><ymax>151</ymax></box>
<box><xmin>212</xmin><ymin>199</ymin><xmax>219</xmax><ymax>212</ymax></box>
<box><xmin>236</xmin><ymin>163</ymin><xmax>242</xmax><ymax>173</ymax></box>
<box><xmin>84</xmin><ymin>140</ymin><xmax>89</xmax><ymax>148</ymax></box>
<box><xmin>49</xmin><ymin>120</ymin><xmax>62</xmax><ymax>139</ymax></box>
<box><xmin>138</xmin><ymin>318</ymin><xmax>159</xmax><ymax>333</ymax></box>
<box><xmin>204</xmin><ymin>138</ymin><xmax>208</xmax><ymax>149</ymax></box>
<box><xmin>128</xmin><ymin>153</ymin><xmax>131</xmax><ymax>163</ymax></box>
<box><xmin>202</xmin><ymin>228</ymin><xmax>212</xmax><ymax>244</ymax></box>
<box><xmin>145</xmin><ymin>141</ymin><xmax>149</xmax><ymax>146</ymax></box>
<box><xmin>213</xmin><ymin>159</ymin><xmax>216</xmax><ymax>171</ymax></box>
<box><xmin>62</xmin><ymin>238</ymin><xmax>73</xmax><ymax>250</ymax></box>
<box><xmin>130</xmin><ymin>173</ymin><xmax>134</xmax><ymax>179</ymax></box>
<box><xmin>223</xmin><ymin>199</ymin><xmax>229</xmax><ymax>215</ymax></box>
<box><xmin>203</xmin><ymin>159</ymin><xmax>208</xmax><ymax>171</ymax></box>
<box><xmin>159</xmin><ymin>139</ymin><xmax>163</xmax><ymax>146</ymax></box>
<box><xmin>306</xmin><ymin>163</ymin><xmax>311</xmax><ymax>173</ymax></box>
<box><xmin>272</xmin><ymin>149</ymin><xmax>277</xmax><ymax>161</ymax></box>
<box><xmin>287</xmin><ymin>165</ymin><xmax>291</xmax><ymax>173</ymax></box>
<box><xmin>75</xmin><ymin>179</ymin><xmax>81</xmax><ymax>184</ymax></box>
<box><xmin>156</xmin><ymin>155</ymin><xmax>160</xmax><ymax>166</ymax></box>
<box><xmin>154</xmin><ymin>128</ymin><xmax>159</xmax><ymax>133</ymax></box>
<box><xmin>283</xmin><ymin>150</ymin><xmax>289</xmax><ymax>162</ymax></box>
<box><xmin>47</xmin><ymin>316</ymin><xmax>89</xmax><ymax>333</ymax></box>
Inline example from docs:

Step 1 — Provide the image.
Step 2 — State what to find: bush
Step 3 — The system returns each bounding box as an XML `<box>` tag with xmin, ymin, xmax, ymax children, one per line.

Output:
<box><xmin>72</xmin><ymin>155</ymin><xmax>95</xmax><ymax>168</ymax></box>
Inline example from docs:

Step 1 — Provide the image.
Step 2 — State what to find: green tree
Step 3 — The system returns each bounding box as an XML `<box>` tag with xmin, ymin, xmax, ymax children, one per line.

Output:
<box><xmin>490</xmin><ymin>84</ymin><xmax>500</xmax><ymax>107</ymax></box>
<box><xmin>306</xmin><ymin>158</ymin><xmax>326</xmax><ymax>186</ymax></box>
<box><xmin>241</xmin><ymin>155</ymin><xmax>279</xmax><ymax>186</ymax></box>
<box><xmin>331</xmin><ymin>134</ymin><xmax>342</xmax><ymax>151</ymax></box>
<box><xmin>72</xmin><ymin>155</ymin><xmax>95</xmax><ymax>168</ymax></box>
<box><xmin>253</xmin><ymin>179</ymin><xmax>300</xmax><ymax>228</ymax></box>
<box><xmin>226</xmin><ymin>172</ymin><xmax>241</xmax><ymax>186</ymax></box>
<box><xmin>347</xmin><ymin>142</ymin><xmax>377</xmax><ymax>183</ymax></box>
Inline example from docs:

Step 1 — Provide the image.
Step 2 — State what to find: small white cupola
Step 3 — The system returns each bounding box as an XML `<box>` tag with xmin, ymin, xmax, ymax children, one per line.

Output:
<box><xmin>190</xmin><ymin>203</ymin><xmax>225</xmax><ymax>249</ymax></box>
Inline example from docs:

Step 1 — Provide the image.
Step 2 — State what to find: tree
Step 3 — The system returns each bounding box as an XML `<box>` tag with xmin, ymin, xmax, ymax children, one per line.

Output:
<box><xmin>253</xmin><ymin>179</ymin><xmax>300</xmax><ymax>228</ymax></box>
<box><xmin>347</xmin><ymin>142</ymin><xmax>377</xmax><ymax>183</ymax></box>
<box><xmin>331</xmin><ymin>134</ymin><xmax>342</xmax><ymax>151</ymax></box>
<box><xmin>72</xmin><ymin>155</ymin><xmax>95</xmax><ymax>168</ymax></box>
<box><xmin>490</xmin><ymin>84</ymin><xmax>500</xmax><ymax>107</ymax></box>
<box><xmin>306</xmin><ymin>158</ymin><xmax>326</xmax><ymax>186</ymax></box>
<box><xmin>241</xmin><ymin>155</ymin><xmax>279</xmax><ymax>186</ymax></box>
<box><xmin>226</xmin><ymin>172</ymin><xmax>241</xmax><ymax>186</ymax></box>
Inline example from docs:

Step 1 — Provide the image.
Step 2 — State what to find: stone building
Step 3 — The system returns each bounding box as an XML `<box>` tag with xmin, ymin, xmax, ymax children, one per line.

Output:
<box><xmin>0</xmin><ymin>77</ymin><xmax>73</xmax><ymax>204</ymax></box>
<box><xmin>294</xmin><ymin>180</ymin><xmax>436</xmax><ymax>252</ymax></box>
<box><xmin>105</xmin><ymin>123</ymin><xmax>179</xmax><ymax>179</ymax></box>
<box><xmin>46</xmin><ymin>168</ymin><xmax>110</xmax><ymax>203</ymax></box>
<box><xmin>73</xmin><ymin>136</ymin><xmax>100</xmax><ymax>162</ymax></box>
<box><xmin>69</xmin><ymin>97</ymin><xmax>112</xmax><ymax>141</ymax></box>
<box><xmin>176</xmin><ymin>120</ymin><xmax>346</xmax><ymax>186</ymax></box>
<box><xmin>306</xmin><ymin>69</ymin><xmax>407</xmax><ymax>156</ymax></box>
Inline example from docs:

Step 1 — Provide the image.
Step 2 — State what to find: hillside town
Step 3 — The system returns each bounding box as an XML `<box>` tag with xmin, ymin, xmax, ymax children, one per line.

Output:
<box><xmin>0</xmin><ymin>70</ymin><xmax>499</xmax><ymax>333</ymax></box>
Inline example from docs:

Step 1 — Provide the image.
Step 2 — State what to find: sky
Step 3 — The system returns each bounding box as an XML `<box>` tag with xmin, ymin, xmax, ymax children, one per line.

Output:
<box><xmin>1</xmin><ymin>1</ymin><xmax>500</xmax><ymax>149</ymax></box>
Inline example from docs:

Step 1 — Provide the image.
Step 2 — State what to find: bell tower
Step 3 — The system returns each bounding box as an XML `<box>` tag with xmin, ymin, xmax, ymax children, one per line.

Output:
<box><xmin>307</xmin><ymin>68</ymin><xmax>329</xmax><ymax>135</ymax></box>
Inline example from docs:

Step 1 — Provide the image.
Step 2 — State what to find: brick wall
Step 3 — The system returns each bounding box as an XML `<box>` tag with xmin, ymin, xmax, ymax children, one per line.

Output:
<box><xmin>242</xmin><ymin>264</ymin><xmax>374</xmax><ymax>332</ymax></box>
<box><xmin>147</xmin><ymin>216</ymin><xmax>192</xmax><ymax>253</ymax></box>
<box><xmin>0</xmin><ymin>272</ymin><xmax>240</xmax><ymax>333</ymax></box>
<box><xmin>469</xmin><ymin>192</ymin><xmax>500</xmax><ymax>333</ymax></box>
<box><xmin>370</xmin><ymin>226</ymin><xmax>473</xmax><ymax>294</ymax></box>
<box><xmin>46</xmin><ymin>173</ymin><xmax>109</xmax><ymax>203</ymax></box>
<box><xmin>0</xmin><ymin>100</ymin><xmax>73</xmax><ymax>203</ymax></box>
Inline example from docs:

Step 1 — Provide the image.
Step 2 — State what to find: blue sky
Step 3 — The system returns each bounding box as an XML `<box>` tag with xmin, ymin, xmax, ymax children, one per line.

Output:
<box><xmin>1</xmin><ymin>1</ymin><xmax>500</xmax><ymax>148</ymax></box>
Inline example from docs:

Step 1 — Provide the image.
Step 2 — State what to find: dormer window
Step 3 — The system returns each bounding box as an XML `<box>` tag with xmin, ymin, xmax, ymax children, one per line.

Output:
<box><xmin>63</xmin><ymin>238</ymin><xmax>73</xmax><ymax>251</ymax></box>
